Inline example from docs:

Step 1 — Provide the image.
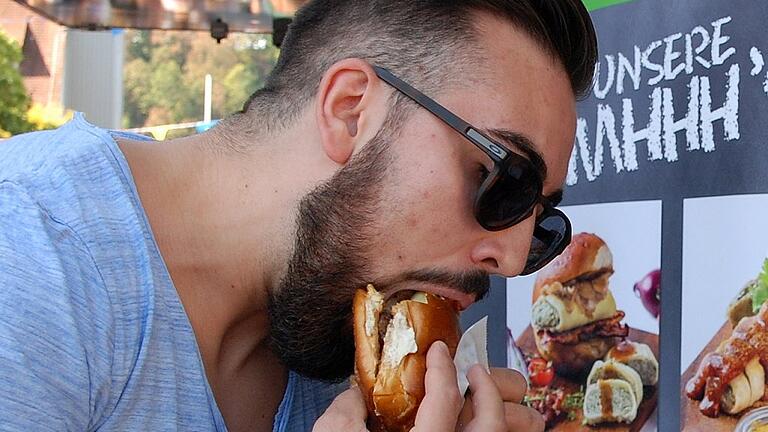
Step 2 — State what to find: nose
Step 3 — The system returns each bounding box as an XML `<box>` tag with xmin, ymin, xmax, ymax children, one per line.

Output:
<box><xmin>469</xmin><ymin>215</ymin><xmax>537</xmax><ymax>277</ymax></box>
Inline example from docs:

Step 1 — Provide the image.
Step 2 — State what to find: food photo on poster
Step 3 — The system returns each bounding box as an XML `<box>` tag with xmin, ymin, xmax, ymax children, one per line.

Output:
<box><xmin>680</xmin><ymin>194</ymin><xmax>768</xmax><ymax>431</ymax></box>
<box><xmin>524</xmin><ymin>0</ymin><xmax>768</xmax><ymax>430</ymax></box>
<box><xmin>506</xmin><ymin>201</ymin><xmax>660</xmax><ymax>431</ymax></box>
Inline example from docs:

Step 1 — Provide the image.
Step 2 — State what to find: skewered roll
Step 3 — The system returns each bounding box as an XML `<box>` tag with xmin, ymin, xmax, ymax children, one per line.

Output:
<box><xmin>583</xmin><ymin>379</ymin><xmax>639</xmax><ymax>425</ymax></box>
<box><xmin>587</xmin><ymin>360</ymin><xmax>643</xmax><ymax>403</ymax></box>
<box><xmin>721</xmin><ymin>357</ymin><xmax>764</xmax><ymax>415</ymax></box>
<box><xmin>605</xmin><ymin>341</ymin><xmax>659</xmax><ymax>386</ymax></box>
<box><xmin>532</xmin><ymin>289</ymin><xmax>617</xmax><ymax>332</ymax></box>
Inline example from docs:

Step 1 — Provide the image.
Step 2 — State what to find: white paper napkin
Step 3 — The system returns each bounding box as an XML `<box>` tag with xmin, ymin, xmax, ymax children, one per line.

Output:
<box><xmin>453</xmin><ymin>316</ymin><xmax>490</xmax><ymax>396</ymax></box>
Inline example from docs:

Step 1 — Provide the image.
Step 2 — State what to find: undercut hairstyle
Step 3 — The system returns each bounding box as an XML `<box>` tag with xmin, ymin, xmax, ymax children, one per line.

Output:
<box><xmin>220</xmin><ymin>0</ymin><xmax>597</xmax><ymax>138</ymax></box>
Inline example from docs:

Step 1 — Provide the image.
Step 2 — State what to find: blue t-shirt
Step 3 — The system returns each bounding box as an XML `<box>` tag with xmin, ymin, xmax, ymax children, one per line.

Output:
<box><xmin>0</xmin><ymin>114</ymin><xmax>347</xmax><ymax>431</ymax></box>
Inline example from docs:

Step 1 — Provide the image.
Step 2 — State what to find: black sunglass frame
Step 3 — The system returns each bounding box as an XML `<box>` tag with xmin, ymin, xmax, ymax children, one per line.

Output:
<box><xmin>372</xmin><ymin>66</ymin><xmax>572</xmax><ymax>274</ymax></box>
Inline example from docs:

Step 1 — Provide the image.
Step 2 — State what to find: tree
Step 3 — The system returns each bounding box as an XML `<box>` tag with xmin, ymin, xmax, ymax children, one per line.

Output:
<box><xmin>0</xmin><ymin>31</ymin><xmax>31</xmax><ymax>136</ymax></box>
<box><xmin>122</xmin><ymin>30</ymin><xmax>280</xmax><ymax>130</ymax></box>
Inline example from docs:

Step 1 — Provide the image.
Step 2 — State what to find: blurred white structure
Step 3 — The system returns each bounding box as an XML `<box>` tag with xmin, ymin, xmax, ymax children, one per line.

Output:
<box><xmin>63</xmin><ymin>29</ymin><xmax>123</xmax><ymax>128</ymax></box>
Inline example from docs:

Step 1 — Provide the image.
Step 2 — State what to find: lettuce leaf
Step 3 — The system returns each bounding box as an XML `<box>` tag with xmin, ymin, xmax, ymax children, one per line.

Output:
<box><xmin>751</xmin><ymin>258</ymin><xmax>768</xmax><ymax>313</ymax></box>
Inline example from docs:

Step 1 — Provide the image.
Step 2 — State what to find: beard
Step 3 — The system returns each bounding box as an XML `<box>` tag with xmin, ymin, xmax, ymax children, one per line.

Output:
<box><xmin>268</xmin><ymin>119</ymin><xmax>490</xmax><ymax>383</ymax></box>
<box><xmin>268</xmin><ymin>125</ymin><xmax>389</xmax><ymax>383</ymax></box>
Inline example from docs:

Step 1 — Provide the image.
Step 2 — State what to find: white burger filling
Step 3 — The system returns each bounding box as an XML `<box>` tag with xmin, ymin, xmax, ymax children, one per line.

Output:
<box><xmin>365</xmin><ymin>289</ymin><xmax>384</xmax><ymax>338</ymax></box>
<box><xmin>381</xmin><ymin>309</ymin><xmax>417</xmax><ymax>368</ymax></box>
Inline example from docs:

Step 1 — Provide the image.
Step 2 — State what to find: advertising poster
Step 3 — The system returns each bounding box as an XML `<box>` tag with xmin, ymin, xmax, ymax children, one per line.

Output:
<box><xmin>507</xmin><ymin>203</ymin><xmax>661</xmax><ymax>431</ymax></box>
<box><xmin>498</xmin><ymin>1</ymin><xmax>768</xmax><ymax>431</ymax></box>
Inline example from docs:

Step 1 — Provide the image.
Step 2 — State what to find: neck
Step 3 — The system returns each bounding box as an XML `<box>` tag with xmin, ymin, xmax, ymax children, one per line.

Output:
<box><xmin>117</xmin><ymin>131</ymin><xmax>295</xmax><ymax>373</ymax></box>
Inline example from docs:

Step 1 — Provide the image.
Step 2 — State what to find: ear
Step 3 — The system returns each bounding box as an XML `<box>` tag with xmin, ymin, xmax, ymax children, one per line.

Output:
<box><xmin>315</xmin><ymin>59</ymin><xmax>385</xmax><ymax>165</ymax></box>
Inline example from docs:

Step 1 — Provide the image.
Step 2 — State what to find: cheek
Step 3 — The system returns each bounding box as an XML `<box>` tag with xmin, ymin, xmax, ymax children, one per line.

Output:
<box><xmin>372</xmin><ymin>160</ymin><xmax>477</xmax><ymax>270</ymax></box>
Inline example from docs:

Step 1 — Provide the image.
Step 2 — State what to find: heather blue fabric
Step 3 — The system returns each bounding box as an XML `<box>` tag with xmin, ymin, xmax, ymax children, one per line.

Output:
<box><xmin>0</xmin><ymin>113</ymin><xmax>347</xmax><ymax>431</ymax></box>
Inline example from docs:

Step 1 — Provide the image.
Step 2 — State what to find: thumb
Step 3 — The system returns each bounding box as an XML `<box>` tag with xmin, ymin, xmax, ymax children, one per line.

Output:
<box><xmin>413</xmin><ymin>341</ymin><xmax>463</xmax><ymax>431</ymax></box>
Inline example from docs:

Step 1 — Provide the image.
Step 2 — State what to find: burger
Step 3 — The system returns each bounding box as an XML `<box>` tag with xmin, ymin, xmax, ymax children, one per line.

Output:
<box><xmin>531</xmin><ymin>233</ymin><xmax>629</xmax><ymax>376</ymax></box>
<box><xmin>353</xmin><ymin>284</ymin><xmax>461</xmax><ymax>432</ymax></box>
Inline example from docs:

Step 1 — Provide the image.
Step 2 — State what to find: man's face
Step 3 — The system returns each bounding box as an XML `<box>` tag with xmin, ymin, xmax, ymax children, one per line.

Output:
<box><xmin>269</xmin><ymin>18</ymin><xmax>577</xmax><ymax>381</ymax></box>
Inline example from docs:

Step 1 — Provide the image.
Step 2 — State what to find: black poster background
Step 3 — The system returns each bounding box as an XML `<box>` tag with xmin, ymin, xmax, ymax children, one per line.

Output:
<box><xmin>568</xmin><ymin>0</ymin><xmax>768</xmax><ymax>204</ymax></box>
<box><xmin>571</xmin><ymin>2</ymin><xmax>768</xmax><ymax>431</ymax></box>
<box><xmin>466</xmin><ymin>1</ymin><xmax>768</xmax><ymax>431</ymax></box>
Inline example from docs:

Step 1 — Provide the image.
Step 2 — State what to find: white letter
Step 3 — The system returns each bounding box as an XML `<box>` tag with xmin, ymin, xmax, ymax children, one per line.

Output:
<box><xmin>690</xmin><ymin>26</ymin><xmax>711</xmax><ymax>68</ymax></box>
<box><xmin>593</xmin><ymin>55</ymin><xmax>616</xmax><ymax>100</ymax></box>
<box><xmin>597</xmin><ymin>104</ymin><xmax>624</xmax><ymax>173</ymax></box>
<box><xmin>617</xmin><ymin>46</ymin><xmax>642</xmax><ymax>94</ymax></box>
<box><xmin>663</xmin><ymin>33</ymin><xmax>686</xmax><ymax>81</ymax></box>
<box><xmin>699</xmin><ymin>63</ymin><xmax>740</xmax><ymax>152</ymax></box>
<box><xmin>642</xmin><ymin>40</ymin><xmax>664</xmax><ymax>86</ymax></box>
<box><xmin>684</xmin><ymin>32</ymin><xmax>694</xmax><ymax>74</ymax></box>
<box><xmin>663</xmin><ymin>76</ymin><xmax>699</xmax><ymax>158</ymax></box>
<box><xmin>711</xmin><ymin>16</ymin><xmax>736</xmax><ymax>66</ymax></box>
<box><xmin>750</xmin><ymin>47</ymin><xmax>764</xmax><ymax>76</ymax></box>
<box><xmin>566</xmin><ymin>142</ymin><xmax>579</xmax><ymax>186</ymax></box>
<box><xmin>764</xmin><ymin>72</ymin><xmax>768</xmax><ymax>96</ymax></box>
<box><xmin>622</xmin><ymin>88</ymin><xmax>662</xmax><ymax>167</ymax></box>
<box><xmin>574</xmin><ymin>117</ymin><xmax>601</xmax><ymax>182</ymax></box>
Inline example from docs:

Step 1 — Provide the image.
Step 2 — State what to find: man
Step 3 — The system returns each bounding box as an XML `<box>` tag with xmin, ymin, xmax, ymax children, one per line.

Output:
<box><xmin>0</xmin><ymin>0</ymin><xmax>596</xmax><ymax>430</ymax></box>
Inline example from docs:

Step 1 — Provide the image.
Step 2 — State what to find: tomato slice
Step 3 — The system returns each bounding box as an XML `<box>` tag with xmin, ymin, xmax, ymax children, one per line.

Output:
<box><xmin>528</xmin><ymin>358</ymin><xmax>555</xmax><ymax>387</ymax></box>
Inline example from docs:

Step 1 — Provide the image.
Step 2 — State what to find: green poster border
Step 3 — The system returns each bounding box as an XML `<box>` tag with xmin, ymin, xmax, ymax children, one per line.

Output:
<box><xmin>583</xmin><ymin>0</ymin><xmax>635</xmax><ymax>11</ymax></box>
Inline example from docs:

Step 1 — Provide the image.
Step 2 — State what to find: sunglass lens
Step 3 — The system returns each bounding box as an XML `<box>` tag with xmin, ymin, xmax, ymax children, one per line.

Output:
<box><xmin>521</xmin><ymin>210</ymin><xmax>571</xmax><ymax>275</ymax></box>
<box><xmin>475</xmin><ymin>162</ymin><xmax>540</xmax><ymax>231</ymax></box>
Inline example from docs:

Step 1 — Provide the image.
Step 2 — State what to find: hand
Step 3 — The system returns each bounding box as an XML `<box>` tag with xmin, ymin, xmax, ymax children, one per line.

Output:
<box><xmin>314</xmin><ymin>341</ymin><xmax>545</xmax><ymax>432</ymax></box>
<box><xmin>315</xmin><ymin>342</ymin><xmax>465</xmax><ymax>432</ymax></box>
<box><xmin>410</xmin><ymin>341</ymin><xmax>465</xmax><ymax>431</ymax></box>
<box><xmin>455</xmin><ymin>366</ymin><xmax>545</xmax><ymax>432</ymax></box>
<box><xmin>414</xmin><ymin>341</ymin><xmax>544</xmax><ymax>432</ymax></box>
<box><xmin>312</xmin><ymin>385</ymin><xmax>369</xmax><ymax>432</ymax></box>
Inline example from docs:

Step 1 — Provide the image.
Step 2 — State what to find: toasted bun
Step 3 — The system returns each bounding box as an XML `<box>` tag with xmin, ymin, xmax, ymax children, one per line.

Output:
<box><xmin>533</xmin><ymin>330</ymin><xmax>618</xmax><ymax>377</ymax></box>
<box><xmin>353</xmin><ymin>285</ymin><xmax>384</xmax><ymax>418</ymax></box>
<box><xmin>354</xmin><ymin>285</ymin><xmax>460</xmax><ymax>432</ymax></box>
<box><xmin>533</xmin><ymin>233</ymin><xmax>613</xmax><ymax>303</ymax></box>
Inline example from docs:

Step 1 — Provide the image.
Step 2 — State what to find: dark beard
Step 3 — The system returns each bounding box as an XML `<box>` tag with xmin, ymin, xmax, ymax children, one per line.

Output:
<box><xmin>267</xmin><ymin>129</ymin><xmax>391</xmax><ymax>383</ymax></box>
<box><xmin>268</xmin><ymin>118</ymin><xmax>492</xmax><ymax>383</ymax></box>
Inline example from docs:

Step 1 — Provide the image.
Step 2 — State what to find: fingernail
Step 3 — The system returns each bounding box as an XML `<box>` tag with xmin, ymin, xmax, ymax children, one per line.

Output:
<box><xmin>433</xmin><ymin>340</ymin><xmax>448</xmax><ymax>355</ymax></box>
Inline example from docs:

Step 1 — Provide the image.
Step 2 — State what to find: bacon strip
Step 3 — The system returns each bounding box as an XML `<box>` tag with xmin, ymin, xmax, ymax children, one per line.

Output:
<box><xmin>536</xmin><ymin>311</ymin><xmax>629</xmax><ymax>345</ymax></box>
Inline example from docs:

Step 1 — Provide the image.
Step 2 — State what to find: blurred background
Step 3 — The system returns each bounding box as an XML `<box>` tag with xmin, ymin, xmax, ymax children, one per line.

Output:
<box><xmin>0</xmin><ymin>0</ymin><xmax>303</xmax><ymax>139</ymax></box>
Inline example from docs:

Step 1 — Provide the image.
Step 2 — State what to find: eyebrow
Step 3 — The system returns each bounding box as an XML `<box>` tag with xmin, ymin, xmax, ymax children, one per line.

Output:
<box><xmin>545</xmin><ymin>189</ymin><xmax>564</xmax><ymax>206</ymax></box>
<box><xmin>484</xmin><ymin>128</ymin><xmax>564</xmax><ymax>206</ymax></box>
<box><xmin>485</xmin><ymin>128</ymin><xmax>547</xmax><ymax>179</ymax></box>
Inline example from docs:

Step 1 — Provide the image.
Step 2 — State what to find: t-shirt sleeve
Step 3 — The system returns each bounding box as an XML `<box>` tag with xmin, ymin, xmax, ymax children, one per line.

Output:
<box><xmin>0</xmin><ymin>181</ymin><xmax>114</xmax><ymax>431</ymax></box>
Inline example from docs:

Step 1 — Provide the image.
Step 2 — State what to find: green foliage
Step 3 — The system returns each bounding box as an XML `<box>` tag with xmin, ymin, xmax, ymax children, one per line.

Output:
<box><xmin>751</xmin><ymin>258</ymin><xmax>768</xmax><ymax>313</ymax></box>
<box><xmin>25</xmin><ymin>103</ymin><xmax>73</xmax><ymax>131</ymax></box>
<box><xmin>126</xmin><ymin>30</ymin><xmax>151</xmax><ymax>62</ymax></box>
<box><xmin>122</xmin><ymin>30</ymin><xmax>279</xmax><ymax>129</ymax></box>
<box><xmin>0</xmin><ymin>31</ymin><xmax>32</xmax><ymax>136</ymax></box>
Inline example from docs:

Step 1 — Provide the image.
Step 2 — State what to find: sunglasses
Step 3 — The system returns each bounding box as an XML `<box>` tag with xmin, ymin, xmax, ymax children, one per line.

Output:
<box><xmin>373</xmin><ymin>66</ymin><xmax>571</xmax><ymax>275</ymax></box>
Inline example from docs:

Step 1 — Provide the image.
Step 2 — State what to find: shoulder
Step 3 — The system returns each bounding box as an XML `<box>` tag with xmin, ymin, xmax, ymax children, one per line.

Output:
<box><xmin>0</xmin><ymin>180</ymin><xmax>116</xmax><ymax>429</ymax></box>
<box><xmin>0</xmin><ymin>114</ymin><xmax>105</xmax><ymax>179</ymax></box>
<box><xmin>0</xmin><ymin>180</ymin><xmax>97</xmax><ymax>269</ymax></box>
<box><xmin>0</xmin><ymin>116</ymin><xmax>155</xmax><ymax>281</ymax></box>
<box><xmin>0</xmin><ymin>179</ymin><xmax>113</xmax><ymax>342</ymax></box>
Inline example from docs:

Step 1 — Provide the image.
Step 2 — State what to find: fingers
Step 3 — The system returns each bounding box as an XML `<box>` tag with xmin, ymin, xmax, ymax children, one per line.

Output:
<box><xmin>458</xmin><ymin>396</ymin><xmax>546</xmax><ymax>432</ymax></box>
<box><xmin>457</xmin><ymin>367</ymin><xmax>542</xmax><ymax>432</ymax></box>
<box><xmin>489</xmin><ymin>368</ymin><xmax>528</xmax><ymax>403</ymax></box>
<box><xmin>414</xmin><ymin>341</ymin><xmax>463</xmax><ymax>431</ymax></box>
<box><xmin>465</xmin><ymin>364</ymin><xmax>506</xmax><ymax>431</ymax></box>
<box><xmin>457</xmin><ymin>397</ymin><xmax>545</xmax><ymax>432</ymax></box>
<box><xmin>503</xmin><ymin>402</ymin><xmax>545</xmax><ymax>432</ymax></box>
<box><xmin>312</xmin><ymin>387</ymin><xmax>369</xmax><ymax>432</ymax></box>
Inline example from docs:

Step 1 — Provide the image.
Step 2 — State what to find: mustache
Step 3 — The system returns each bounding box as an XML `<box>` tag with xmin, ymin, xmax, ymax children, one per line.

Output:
<box><xmin>375</xmin><ymin>268</ymin><xmax>491</xmax><ymax>302</ymax></box>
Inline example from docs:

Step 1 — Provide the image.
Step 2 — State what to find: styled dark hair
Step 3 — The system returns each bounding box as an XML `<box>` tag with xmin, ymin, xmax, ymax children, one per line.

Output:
<box><xmin>224</xmin><ymin>0</ymin><xmax>597</xmax><ymax>136</ymax></box>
